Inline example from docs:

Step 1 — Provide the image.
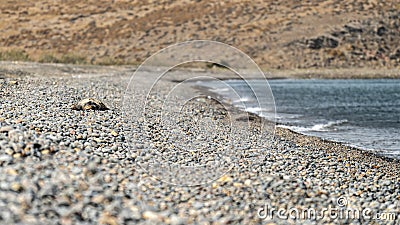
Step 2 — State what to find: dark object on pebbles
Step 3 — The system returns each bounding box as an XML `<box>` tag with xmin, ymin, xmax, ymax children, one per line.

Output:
<box><xmin>71</xmin><ymin>98</ymin><xmax>109</xmax><ymax>111</ymax></box>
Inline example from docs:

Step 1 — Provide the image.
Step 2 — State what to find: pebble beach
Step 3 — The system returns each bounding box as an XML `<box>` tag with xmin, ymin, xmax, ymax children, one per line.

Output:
<box><xmin>0</xmin><ymin>62</ymin><xmax>399</xmax><ymax>225</ymax></box>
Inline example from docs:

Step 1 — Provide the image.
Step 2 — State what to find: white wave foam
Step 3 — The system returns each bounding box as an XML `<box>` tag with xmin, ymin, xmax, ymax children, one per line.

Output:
<box><xmin>232</xmin><ymin>97</ymin><xmax>251</xmax><ymax>103</ymax></box>
<box><xmin>209</xmin><ymin>88</ymin><xmax>230</xmax><ymax>92</ymax></box>
<box><xmin>245</xmin><ymin>107</ymin><xmax>268</xmax><ymax>114</ymax></box>
<box><xmin>278</xmin><ymin>119</ymin><xmax>348</xmax><ymax>132</ymax></box>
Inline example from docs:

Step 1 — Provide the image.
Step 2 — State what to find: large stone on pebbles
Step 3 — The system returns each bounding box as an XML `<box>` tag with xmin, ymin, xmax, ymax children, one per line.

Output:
<box><xmin>71</xmin><ymin>98</ymin><xmax>109</xmax><ymax>111</ymax></box>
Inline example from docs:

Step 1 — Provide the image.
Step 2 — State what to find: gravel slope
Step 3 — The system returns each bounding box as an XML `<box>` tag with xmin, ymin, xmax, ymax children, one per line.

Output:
<box><xmin>0</xmin><ymin>62</ymin><xmax>399</xmax><ymax>224</ymax></box>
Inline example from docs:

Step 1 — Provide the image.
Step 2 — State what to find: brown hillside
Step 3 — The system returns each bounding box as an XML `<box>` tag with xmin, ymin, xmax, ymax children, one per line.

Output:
<box><xmin>0</xmin><ymin>0</ymin><xmax>399</xmax><ymax>69</ymax></box>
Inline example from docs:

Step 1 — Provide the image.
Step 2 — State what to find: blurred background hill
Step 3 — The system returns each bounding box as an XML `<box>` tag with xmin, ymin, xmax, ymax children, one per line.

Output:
<box><xmin>1</xmin><ymin>0</ymin><xmax>399</xmax><ymax>69</ymax></box>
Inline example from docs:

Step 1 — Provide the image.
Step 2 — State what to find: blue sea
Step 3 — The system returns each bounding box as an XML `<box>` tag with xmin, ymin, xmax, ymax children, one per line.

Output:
<box><xmin>196</xmin><ymin>79</ymin><xmax>400</xmax><ymax>159</ymax></box>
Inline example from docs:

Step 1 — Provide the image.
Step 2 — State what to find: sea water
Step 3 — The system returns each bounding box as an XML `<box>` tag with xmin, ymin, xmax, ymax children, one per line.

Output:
<box><xmin>196</xmin><ymin>79</ymin><xmax>400</xmax><ymax>159</ymax></box>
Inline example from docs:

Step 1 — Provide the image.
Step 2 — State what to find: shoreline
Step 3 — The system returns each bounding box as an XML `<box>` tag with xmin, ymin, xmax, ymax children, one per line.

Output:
<box><xmin>0</xmin><ymin>62</ymin><xmax>399</xmax><ymax>224</ymax></box>
<box><xmin>1</xmin><ymin>61</ymin><xmax>399</xmax><ymax>162</ymax></box>
<box><xmin>276</xmin><ymin>126</ymin><xmax>400</xmax><ymax>164</ymax></box>
<box><xmin>263</xmin><ymin>67</ymin><xmax>400</xmax><ymax>79</ymax></box>
<box><xmin>1</xmin><ymin>60</ymin><xmax>400</xmax><ymax>80</ymax></box>
<box><xmin>3</xmin><ymin>60</ymin><xmax>396</xmax><ymax>162</ymax></box>
<box><xmin>194</xmin><ymin>80</ymin><xmax>400</xmax><ymax>163</ymax></box>
<box><xmin>275</xmin><ymin>122</ymin><xmax>400</xmax><ymax>161</ymax></box>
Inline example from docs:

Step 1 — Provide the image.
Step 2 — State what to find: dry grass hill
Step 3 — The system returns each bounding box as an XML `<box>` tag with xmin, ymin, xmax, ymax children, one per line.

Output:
<box><xmin>1</xmin><ymin>0</ymin><xmax>399</xmax><ymax>70</ymax></box>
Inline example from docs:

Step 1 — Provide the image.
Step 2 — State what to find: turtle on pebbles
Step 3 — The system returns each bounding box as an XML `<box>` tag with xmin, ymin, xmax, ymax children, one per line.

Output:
<box><xmin>71</xmin><ymin>98</ymin><xmax>109</xmax><ymax>111</ymax></box>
